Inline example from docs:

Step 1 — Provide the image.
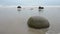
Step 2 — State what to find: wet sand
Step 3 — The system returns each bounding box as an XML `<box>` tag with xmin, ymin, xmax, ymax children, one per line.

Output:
<box><xmin>0</xmin><ymin>6</ymin><xmax>60</xmax><ymax>34</ymax></box>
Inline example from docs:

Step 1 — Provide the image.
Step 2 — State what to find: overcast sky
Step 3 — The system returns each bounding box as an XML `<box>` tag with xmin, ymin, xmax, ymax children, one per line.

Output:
<box><xmin>0</xmin><ymin>0</ymin><xmax>60</xmax><ymax>6</ymax></box>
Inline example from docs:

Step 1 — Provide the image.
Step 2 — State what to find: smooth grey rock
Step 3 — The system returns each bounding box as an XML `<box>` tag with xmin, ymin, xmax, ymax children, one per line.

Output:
<box><xmin>27</xmin><ymin>16</ymin><xmax>50</xmax><ymax>29</ymax></box>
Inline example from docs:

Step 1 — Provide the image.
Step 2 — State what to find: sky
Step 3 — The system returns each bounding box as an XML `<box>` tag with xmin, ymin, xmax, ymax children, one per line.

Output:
<box><xmin>0</xmin><ymin>0</ymin><xmax>60</xmax><ymax>6</ymax></box>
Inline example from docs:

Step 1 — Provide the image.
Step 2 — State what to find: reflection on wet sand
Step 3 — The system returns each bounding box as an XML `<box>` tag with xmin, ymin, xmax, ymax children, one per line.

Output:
<box><xmin>28</xmin><ymin>28</ymin><xmax>49</xmax><ymax>34</ymax></box>
<box><xmin>17</xmin><ymin>8</ymin><xmax>21</xmax><ymax>11</ymax></box>
<box><xmin>0</xmin><ymin>6</ymin><xmax>60</xmax><ymax>34</ymax></box>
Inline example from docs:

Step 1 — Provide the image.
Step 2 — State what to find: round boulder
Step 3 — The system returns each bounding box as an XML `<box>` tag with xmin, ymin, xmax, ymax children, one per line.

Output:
<box><xmin>27</xmin><ymin>16</ymin><xmax>50</xmax><ymax>29</ymax></box>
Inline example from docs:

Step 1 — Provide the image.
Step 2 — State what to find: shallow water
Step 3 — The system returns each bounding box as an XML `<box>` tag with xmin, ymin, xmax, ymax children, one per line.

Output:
<box><xmin>0</xmin><ymin>6</ymin><xmax>60</xmax><ymax>34</ymax></box>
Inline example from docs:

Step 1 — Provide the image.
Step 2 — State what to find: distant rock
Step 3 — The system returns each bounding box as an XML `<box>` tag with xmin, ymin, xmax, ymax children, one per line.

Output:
<box><xmin>38</xmin><ymin>6</ymin><xmax>44</xmax><ymax>9</ymax></box>
<box><xmin>17</xmin><ymin>6</ymin><xmax>21</xmax><ymax>8</ymax></box>
<box><xmin>27</xmin><ymin>16</ymin><xmax>50</xmax><ymax>29</ymax></box>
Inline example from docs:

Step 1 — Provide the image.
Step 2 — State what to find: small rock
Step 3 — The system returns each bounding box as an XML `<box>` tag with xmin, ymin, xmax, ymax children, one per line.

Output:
<box><xmin>38</xmin><ymin>6</ymin><xmax>44</xmax><ymax>9</ymax></box>
<box><xmin>17</xmin><ymin>6</ymin><xmax>21</xmax><ymax>8</ymax></box>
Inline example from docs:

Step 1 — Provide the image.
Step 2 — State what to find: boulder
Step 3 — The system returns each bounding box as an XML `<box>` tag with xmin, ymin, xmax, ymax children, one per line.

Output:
<box><xmin>27</xmin><ymin>16</ymin><xmax>50</xmax><ymax>29</ymax></box>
